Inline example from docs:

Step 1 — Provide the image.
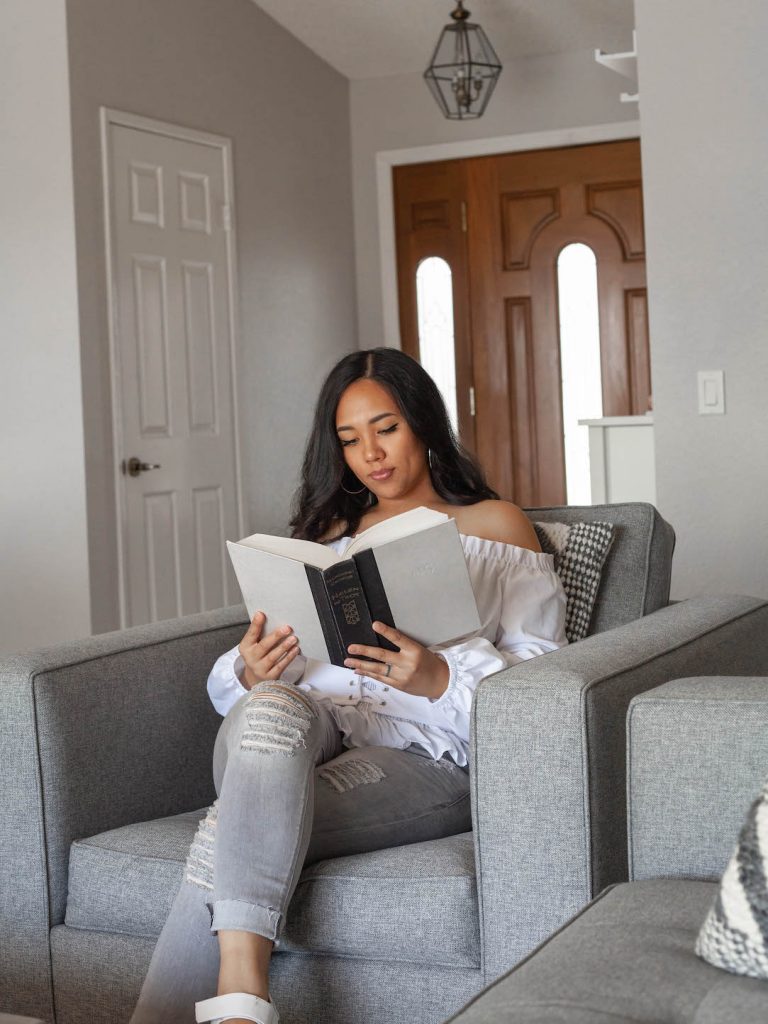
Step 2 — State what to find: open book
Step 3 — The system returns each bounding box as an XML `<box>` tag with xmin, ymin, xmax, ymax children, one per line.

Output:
<box><xmin>226</xmin><ymin>507</ymin><xmax>480</xmax><ymax>667</ymax></box>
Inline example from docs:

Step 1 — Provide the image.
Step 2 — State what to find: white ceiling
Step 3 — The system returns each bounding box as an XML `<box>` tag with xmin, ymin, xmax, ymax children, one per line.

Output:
<box><xmin>251</xmin><ymin>0</ymin><xmax>635</xmax><ymax>81</ymax></box>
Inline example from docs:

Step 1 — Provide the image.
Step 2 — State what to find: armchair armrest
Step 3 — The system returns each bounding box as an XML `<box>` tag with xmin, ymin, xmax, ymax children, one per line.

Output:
<box><xmin>0</xmin><ymin>605</ymin><xmax>247</xmax><ymax>1018</ymax></box>
<box><xmin>628</xmin><ymin>676</ymin><xmax>768</xmax><ymax>882</ymax></box>
<box><xmin>470</xmin><ymin>595</ymin><xmax>768</xmax><ymax>983</ymax></box>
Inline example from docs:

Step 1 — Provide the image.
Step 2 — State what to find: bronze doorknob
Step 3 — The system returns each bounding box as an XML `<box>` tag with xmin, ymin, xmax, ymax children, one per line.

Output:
<box><xmin>123</xmin><ymin>457</ymin><xmax>162</xmax><ymax>477</ymax></box>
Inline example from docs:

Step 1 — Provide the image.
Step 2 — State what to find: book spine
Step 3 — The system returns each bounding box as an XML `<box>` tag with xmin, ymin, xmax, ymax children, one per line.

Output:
<box><xmin>321</xmin><ymin>559</ymin><xmax>388</xmax><ymax>666</ymax></box>
<box><xmin>352</xmin><ymin>549</ymin><xmax>399</xmax><ymax>653</ymax></box>
<box><xmin>304</xmin><ymin>565</ymin><xmax>346</xmax><ymax>666</ymax></box>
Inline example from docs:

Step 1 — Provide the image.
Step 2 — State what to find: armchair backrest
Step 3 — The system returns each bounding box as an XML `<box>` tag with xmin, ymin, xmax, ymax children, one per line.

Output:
<box><xmin>525</xmin><ymin>501</ymin><xmax>675</xmax><ymax>634</ymax></box>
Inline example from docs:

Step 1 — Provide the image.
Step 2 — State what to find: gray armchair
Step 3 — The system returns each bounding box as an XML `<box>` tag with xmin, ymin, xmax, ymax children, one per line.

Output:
<box><xmin>445</xmin><ymin>675</ymin><xmax>768</xmax><ymax>1023</ymax></box>
<box><xmin>2</xmin><ymin>502</ymin><xmax>766</xmax><ymax>1024</ymax></box>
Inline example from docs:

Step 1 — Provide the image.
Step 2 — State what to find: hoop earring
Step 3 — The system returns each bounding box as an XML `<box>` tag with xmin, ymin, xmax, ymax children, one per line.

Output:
<box><xmin>428</xmin><ymin>449</ymin><xmax>435</xmax><ymax>470</ymax></box>
<box><xmin>341</xmin><ymin>478</ymin><xmax>368</xmax><ymax>495</ymax></box>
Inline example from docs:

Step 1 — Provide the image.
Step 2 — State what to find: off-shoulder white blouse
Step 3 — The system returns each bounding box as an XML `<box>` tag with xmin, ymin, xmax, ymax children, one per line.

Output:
<box><xmin>207</xmin><ymin>532</ymin><xmax>567</xmax><ymax>766</ymax></box>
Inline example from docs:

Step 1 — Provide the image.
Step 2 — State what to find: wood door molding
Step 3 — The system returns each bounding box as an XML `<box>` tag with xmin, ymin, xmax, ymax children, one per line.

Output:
<box><xmin>586</xmin><ymin>180</ymin><xmax>645</xmax><ymax>260</ymax></box>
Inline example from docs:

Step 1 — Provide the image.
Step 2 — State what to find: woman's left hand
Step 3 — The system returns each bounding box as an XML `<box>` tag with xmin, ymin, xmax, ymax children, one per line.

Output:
<box><xmin>344</xmin><ymin>621</ymin><xmax>450</xmax><ymax>700</ymax></box>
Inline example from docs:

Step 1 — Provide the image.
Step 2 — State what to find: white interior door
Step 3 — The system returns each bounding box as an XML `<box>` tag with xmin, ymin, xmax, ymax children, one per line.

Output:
<box><xmin>104</xmin><ymin>112</ymin><xmax>243</xmax><ymax>626</ymax></box>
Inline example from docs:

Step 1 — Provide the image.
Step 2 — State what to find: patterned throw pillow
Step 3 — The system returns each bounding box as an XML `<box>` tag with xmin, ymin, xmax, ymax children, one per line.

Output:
<box><xmin>695</xmin><ymin>781</ymin><xmax>768</xmax><ymax>979</ymax></box>
<box><xmin>533</xmin><ymin>520</ymin><xmax>615</xmax><ymax>642</ymax></box>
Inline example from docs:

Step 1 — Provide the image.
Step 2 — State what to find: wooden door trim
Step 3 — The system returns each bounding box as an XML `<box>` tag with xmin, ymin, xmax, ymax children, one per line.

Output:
<box><xmin>100</xmin><ymin>107</ymin><xmax>245</xmax><ymax>627</ymax></box>
<box><xmin>376</xmin><ymin>120</ymin><xmax>641</xmax><ymax>350</ymax></box>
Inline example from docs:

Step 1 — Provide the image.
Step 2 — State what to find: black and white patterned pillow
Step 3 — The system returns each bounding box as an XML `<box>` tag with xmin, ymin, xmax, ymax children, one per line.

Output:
<box><xmin>695</xmin><ymin>781</ymin><xmax>768</xmax><ymax>979</ymax></box>
<box><xmin>533</xmin><ymin>520</ymin><xmax>615</xmax><ymax>642</ymax></box>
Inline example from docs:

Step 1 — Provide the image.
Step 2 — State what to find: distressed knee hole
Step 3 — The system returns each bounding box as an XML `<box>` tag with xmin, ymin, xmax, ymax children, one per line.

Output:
<box><xmin>185</xmin><ymin>800</ymin><xmax>218</xmax><ymax>891</ymax></box>
<box><xmin>318</xmin><ymin>758</ymin><xmax>387</xmax><ymax>793</ymax></box>
<box><xmin>241</xmin><ymin>683</ymin><xmax>315</xmax><ymax>756</ymax></box>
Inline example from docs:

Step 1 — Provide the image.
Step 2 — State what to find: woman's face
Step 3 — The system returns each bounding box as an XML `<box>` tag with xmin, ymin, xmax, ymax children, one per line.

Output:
<box><xmin>334</xmin><ymin>378</ymin><xmax>430</xmax><ymax>501</ymax></box>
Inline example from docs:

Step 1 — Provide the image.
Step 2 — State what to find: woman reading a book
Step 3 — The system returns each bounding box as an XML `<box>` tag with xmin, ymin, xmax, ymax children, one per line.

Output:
<box><xmin>131</xmin><ymin>348</ymin><xmax>567</xmax><ymax>1024</ymax></box>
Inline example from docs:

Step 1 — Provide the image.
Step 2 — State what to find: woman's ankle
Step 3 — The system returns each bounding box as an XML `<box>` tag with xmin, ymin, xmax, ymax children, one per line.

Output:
<box><xmin>217</xmin><ymin>929</ymin><xmax>272</xmax><ymax>1001</ymax></box>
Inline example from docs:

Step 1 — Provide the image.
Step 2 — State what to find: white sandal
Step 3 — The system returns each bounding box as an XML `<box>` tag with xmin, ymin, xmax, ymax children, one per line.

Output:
<box><xmin>195</xmin><ymin>992</ymin><xmax>279</xmax><ymax>1024</ymax></box>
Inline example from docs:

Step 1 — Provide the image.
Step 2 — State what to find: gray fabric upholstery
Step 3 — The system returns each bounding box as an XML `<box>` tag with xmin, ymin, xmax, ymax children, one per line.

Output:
<box><xmin>528</xmin><ymin>502</ymin><xmax>674</xmax><ymax>633</ymax></box>
<box><xmin>0</xmin><ymin>606</ymin><xmax>247</xmax><ymax>1021</ymax></box>
<box><xmin>65</xmin><ymin>812</ymin><xmax>479</xmax><ymax>967</ymax></box>
<box><xmin>471</xmin><ymin>596</ymin><xmax>768</xmax><ymax>980</ymax></box>
<box><xmin>282</xmin><ymin>833</ymin><xmax>478</xmax><ymax>966</ymax></box>
<box><xmin>628</xmin><ymin>676</ymin><xmax>768</xmax><ymax>881</ymax></box>
<box><xmin>446</xmin><ymin>880</ymin><xmax>768</xmax><ymax>1023</ymax></box>
<box><xmin>49</xmin><ymin>925</ymin><xmax>483</xmax><ymax>1024</ymax></box>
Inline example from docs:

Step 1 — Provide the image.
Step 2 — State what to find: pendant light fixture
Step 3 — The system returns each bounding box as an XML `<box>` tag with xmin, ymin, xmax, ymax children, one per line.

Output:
<box><xmin>424</xmin><ymin>1</ymin><xmax>502</xmax><ymax>120</ymax></box>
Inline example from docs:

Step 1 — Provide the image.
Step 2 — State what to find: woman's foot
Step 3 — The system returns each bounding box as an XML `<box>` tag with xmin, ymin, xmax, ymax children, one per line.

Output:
<box><xmin>195</xmin><ymin>991</ymin><xmax>277</xmax><ymax>1024</ymax></box>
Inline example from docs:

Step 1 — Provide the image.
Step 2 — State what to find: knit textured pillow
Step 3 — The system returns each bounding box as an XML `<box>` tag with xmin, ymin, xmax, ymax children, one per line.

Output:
<box><xmin>695</xmin><ymin>781</ymin><xmax>768</xmax><ymax>979</ymax></box>
<box><xmin>533</xmin><ymin>520</ymin><xmax>615</xmax><ymax>642</ymax></box>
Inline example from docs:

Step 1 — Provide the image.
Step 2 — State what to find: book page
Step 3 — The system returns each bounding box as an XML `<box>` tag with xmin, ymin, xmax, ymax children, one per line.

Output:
<box><xmin>346</xmin><ymin>506</ymin><xmax>449</xmax><ymax>556</ymax></box>
<box><xmin>232</xmin><ymin>533</ymin><xmax>339</xmax><ymax>571</ymax></box>
<box><xmin>226</xmin><ymin>542</ymin><xmax>331</xmax><ymax>661</ymax></box>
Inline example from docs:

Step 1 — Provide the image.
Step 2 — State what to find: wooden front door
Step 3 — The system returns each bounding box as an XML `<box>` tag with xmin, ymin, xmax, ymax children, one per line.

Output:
<box><xmin>394</xmin><ymin>140</ymin><xmax>649</xmax><ymax>506</ymax></box>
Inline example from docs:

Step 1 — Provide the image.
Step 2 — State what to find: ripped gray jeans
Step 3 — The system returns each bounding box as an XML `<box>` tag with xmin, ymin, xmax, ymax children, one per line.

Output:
<box><xmin>130</xmin><ymin>681</ymin><xmax>471</xmax><ymax>1023</ymax></box>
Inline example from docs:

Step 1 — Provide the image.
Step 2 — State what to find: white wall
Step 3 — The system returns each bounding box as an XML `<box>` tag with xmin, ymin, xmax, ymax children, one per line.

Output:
<box><xmin>351</xmin><ymin>47</ymin><xmax>637</xmax><ymax>348</ymax></box>
<box><xmin>0</xmin><ymin>0</ymin><xmax>91</xmax><ymax>653</ymax></box>
<box><xmin>66</xmin><ymin>0</ymin><xmax>358</xmax><ymax>633</ymax></box>
<box><xmin>635</xmin><ymin>0</ymin><xmax>768</xmax><ymax>598</ymax></box>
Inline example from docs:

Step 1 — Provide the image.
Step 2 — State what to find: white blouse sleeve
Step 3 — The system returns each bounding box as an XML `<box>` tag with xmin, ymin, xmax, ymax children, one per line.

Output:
<box><xmin>428</xmin><ymin>557</ymin><xmax>568</xmax><ymax>736</ymax></box>
<box><xmin>207</xmin><ymin>644</ymin><xmax>307</xmax><ymax>717</ymax></box>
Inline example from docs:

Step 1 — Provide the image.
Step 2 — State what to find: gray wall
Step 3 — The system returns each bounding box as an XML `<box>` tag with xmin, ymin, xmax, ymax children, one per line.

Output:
<box><xmin>351</xmin><ymin>47</ymin><xmax>636</xmax><ymax>348</ymax></box>
<box><xmin>66</xmin><ymin>0</ymin><xmax>358</xmax><ymax>633</ymax></box>
<box><xmin>635</xmin><ymin>0</ymin><xmax>768</xmax><ymax>598</ymax></box>
<box><xmin>0</xmin><ymin>0</ymin><xmax>91</xmax><ymax>653</ymax></box>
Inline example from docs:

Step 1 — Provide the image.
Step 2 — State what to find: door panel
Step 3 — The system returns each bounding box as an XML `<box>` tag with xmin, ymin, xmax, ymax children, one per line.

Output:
<box><xmin>107</xmin><ymin>121</ymin><xmax>241</xmax><ymax>626</ymax></box>
<box><xmin>394</xmin><ymin>160</ymin><xmax>475</xmax><ymax>449</ymax></box>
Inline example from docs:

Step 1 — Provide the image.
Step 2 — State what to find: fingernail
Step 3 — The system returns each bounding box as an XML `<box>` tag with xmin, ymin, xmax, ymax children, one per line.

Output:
<box><xmin>344</xmin><ymin>659</ymin><xmax>354</xmax><ymax>667</ymax></box>
<box><xmin>281</xmin><ymin>625</ymin><xmax>291</xmax><ymax>634</ymax></box>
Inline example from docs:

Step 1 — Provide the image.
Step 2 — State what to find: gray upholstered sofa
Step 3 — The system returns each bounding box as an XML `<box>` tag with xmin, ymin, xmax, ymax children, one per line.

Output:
<box><xmin>445</xmin><ymin>674</ymin><xmax>768</xmax><ymax>1023</ymax></box>
<box><xmin>2</xmin><ymin>503</ymin><xmax>768</xmax><ymax>1024</ymax></box>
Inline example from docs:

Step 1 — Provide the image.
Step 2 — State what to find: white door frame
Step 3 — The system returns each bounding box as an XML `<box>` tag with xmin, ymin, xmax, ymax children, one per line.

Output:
<box><xmin>376</xmin><ymin>119</ymin><xmax>642</xmax><ymax>348</ymax></box>
<box><xmin>100</xmin><ymin>107</ymin><xmax>246</xmax><ymax>628</ymax></box>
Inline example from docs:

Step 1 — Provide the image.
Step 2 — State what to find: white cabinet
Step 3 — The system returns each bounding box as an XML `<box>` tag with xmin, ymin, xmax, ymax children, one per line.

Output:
<box><xmin>578</xmin><ymin>415</ymin><xmax>656</xmax><ymax>504</ymax></box>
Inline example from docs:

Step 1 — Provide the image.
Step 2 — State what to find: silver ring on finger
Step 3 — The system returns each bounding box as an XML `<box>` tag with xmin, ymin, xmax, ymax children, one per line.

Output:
<box><xmin>384</xmin><ymin>662</ymin><xmax>391</xmax><ymax>678</ymax></box>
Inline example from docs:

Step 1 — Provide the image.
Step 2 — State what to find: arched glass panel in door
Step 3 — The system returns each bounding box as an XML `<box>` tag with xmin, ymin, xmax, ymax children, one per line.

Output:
<box><xmin>557</xmin><ymin>243</ymin><xmax>603</xmax><ymax>504</ymax></box>
<box><xmin>415</xmin><ymin>257</ymin><xmax>458</xmax><ymax>434</ymax></box>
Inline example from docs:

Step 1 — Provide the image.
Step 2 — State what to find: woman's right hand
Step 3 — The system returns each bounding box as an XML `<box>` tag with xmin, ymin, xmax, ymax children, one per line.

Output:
<box><xmin>238</xmin><ymin>611</ymin><xmax>301</xmax><ymax>689</ymax></box>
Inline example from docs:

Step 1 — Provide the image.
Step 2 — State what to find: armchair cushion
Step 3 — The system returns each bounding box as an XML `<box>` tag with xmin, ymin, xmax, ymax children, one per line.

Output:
<box><xmin>65</xmin><ymin>814</ymin><xmax>479</xmax><ymax>968</ymax></box>
<box><xmin>445</xmin><ymin>880</ymin><xmax>768</xmax><ymax>1024</ymax></box>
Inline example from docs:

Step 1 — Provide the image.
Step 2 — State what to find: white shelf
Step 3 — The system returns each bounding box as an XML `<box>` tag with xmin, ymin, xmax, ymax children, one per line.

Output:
<box><xmin>579</xmin><ymin>415</ymin><xmax>653</xmax><ymax>427</ymax></box>
<box><xmin>595</xmin><ymin>29</ymin><xmax>638</xmax><ymax>104</ymax></box>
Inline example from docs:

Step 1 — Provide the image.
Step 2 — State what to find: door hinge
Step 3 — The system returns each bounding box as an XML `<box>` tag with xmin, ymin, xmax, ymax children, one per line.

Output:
<box><xmin>461</xmin><ymin>201</ymin><xmax>467</xmax><ymax>233</ymax></box>
<box><xmin>469</xmin><ymin>385</ymin><xmax>476</xmax><ymax>417</ymax></box>
<box><xmin>222</xmin><ymin>204</ymin><xmax>232</xmax><ymax>231</ymax></box>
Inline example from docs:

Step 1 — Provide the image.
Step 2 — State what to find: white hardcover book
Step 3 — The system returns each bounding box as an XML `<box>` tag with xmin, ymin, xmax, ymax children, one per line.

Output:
<box><xmin>226</xmin><ymin>507</ymin><xmax>480</xmax><ymax>666</ymax></box>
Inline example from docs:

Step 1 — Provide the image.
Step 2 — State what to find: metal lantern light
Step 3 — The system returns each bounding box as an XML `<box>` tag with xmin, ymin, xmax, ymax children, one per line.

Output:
<box><xmin>424</xmin><ymin>1</ymin><xmax>502</xmax><ymax>120</ymax></box>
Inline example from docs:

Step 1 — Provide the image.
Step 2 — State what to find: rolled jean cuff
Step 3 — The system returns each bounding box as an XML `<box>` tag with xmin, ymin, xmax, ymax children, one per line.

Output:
<box><xmin>209</xmin><ymin>898</ymin><xmax>281</xmax><ymax>940</ymax></box>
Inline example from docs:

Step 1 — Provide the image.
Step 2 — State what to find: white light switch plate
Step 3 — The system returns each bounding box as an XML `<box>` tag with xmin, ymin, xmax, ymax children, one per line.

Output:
<box><xmin>698</xmin><ymin>370</ymin><xmax>725</xmax><ymax>414</ymax></box>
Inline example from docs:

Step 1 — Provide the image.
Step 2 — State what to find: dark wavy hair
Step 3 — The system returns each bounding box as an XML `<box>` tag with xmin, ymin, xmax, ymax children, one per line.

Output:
<box><xmin>289</xmin><ymin>348</ymin><xmax>499</xmax><ymax>541</ymax></box>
